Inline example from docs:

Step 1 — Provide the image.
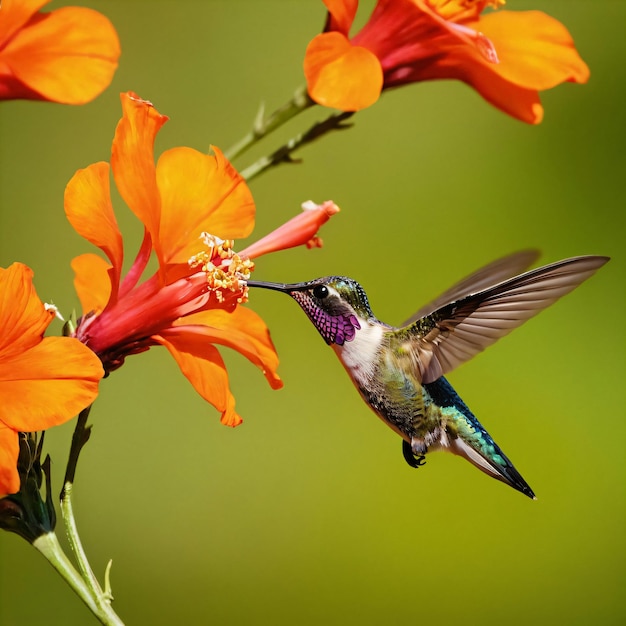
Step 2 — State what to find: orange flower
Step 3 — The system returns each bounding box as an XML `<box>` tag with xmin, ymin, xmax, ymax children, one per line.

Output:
<box><xmin>0</xmin><ymin>263</ymin><xmax>103</xmax><ymax>497</ymax></box>
<box><xmin>65</xmin><ymin>92</ymin><xmax>339</xmax><ymax>427</ymax></box>
<box><xmin>304</xmin><ymin>0</ymin><xmax>589</xmax><ymax>123</ymax></box>
<box><xmin>0</xmin><ymin>0</ymin><xmax>120</xmax><ymax>103</ymax></box>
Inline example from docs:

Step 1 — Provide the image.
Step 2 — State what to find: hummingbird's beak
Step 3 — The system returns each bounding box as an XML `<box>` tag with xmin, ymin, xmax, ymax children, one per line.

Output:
<box><xmin>247</xmin><ymin>279</ymin><xmax>316</xmax><ymax>294</ymax></box>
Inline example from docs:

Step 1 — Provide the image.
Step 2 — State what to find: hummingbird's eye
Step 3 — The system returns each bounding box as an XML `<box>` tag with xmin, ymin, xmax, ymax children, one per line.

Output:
<box><xmin>312</xmin><ymin>285</ymin><xmax>329</xmax><ymax>299</ymax></box>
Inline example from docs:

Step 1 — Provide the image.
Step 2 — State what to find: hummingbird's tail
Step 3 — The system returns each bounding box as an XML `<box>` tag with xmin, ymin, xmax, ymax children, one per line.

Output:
<box><xmin>425</xmin><ymin>378</ymin><xmax>536</xmax><ymax>499</ymax></box>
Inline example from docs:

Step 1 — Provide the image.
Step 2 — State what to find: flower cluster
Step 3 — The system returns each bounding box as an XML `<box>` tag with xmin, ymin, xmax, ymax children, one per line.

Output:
<box><xmin>66</xmin><ymin>92</ymin><xmax>339</xmax><ymax>427</ymax></box>
<box><xmin>0</xmin><ymin>263</ymin><xmax>103</xmax><ymax>497</ymax></box>
<box><xmin>0</xmin><ymin>0</ymin><xmax>120</xmax><ymax>103</ymax></box>
<box><xmin>304</xmin><ymin>0</ymin><xmax>589</xmax><ymax>122</ymax></box>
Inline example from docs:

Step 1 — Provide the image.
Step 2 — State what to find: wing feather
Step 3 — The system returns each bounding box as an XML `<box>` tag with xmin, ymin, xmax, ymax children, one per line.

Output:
<box><xmin>407</xmin><ymin>255</ymin><xmax>609</xmax><ymax>383</ymax></box>
<box><xmin>402</xmin><ymin>249</ymin><xmax>540</xmax><ymax>325</ymax></box>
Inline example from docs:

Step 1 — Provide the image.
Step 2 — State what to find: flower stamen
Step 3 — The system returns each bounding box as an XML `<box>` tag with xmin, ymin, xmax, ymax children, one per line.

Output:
<box><xmin>189</xmin><ymin>233</ymin><xmax>255</xmax><ymax>304</ymax></box>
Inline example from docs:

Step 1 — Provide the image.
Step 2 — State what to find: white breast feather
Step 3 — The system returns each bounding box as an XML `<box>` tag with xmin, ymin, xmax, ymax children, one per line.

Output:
<box><xmin>332</xmin><ymin>322</ymin><xmax>384</xmax><ymax>386</ymax></box>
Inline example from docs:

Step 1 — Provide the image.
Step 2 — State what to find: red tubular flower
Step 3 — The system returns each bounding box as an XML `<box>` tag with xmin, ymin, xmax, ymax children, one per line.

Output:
<box><xmin>304</xmin><ymin>0</ymin><xmax>589</xmax><ymax>123</ymax></box>
<box><xmin>65</xmin><ymin>92</ymin><xmax>339</xmax><ymax>427</ymax></box>
<box><xmin>0</xmin><ymin>263</ymin><xmax>103</xmax><ymax>497</ymax></box>
<box><xmin>0</xmin><ymin>0</ymin><xmax>120</xmax><ymax>103</ymax></box>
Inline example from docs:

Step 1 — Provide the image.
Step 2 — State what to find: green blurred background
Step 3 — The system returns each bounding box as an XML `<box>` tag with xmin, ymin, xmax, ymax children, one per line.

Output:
<box><xmin>1</xmin><ymin>1</ymin><xmax>624</xmax><ymax>624</ymax></box>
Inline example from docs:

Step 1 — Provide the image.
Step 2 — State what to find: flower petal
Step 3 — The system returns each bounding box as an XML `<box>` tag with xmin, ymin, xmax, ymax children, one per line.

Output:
<box><xmin>460</xmin><ymin>64</ymin><xmax>545</xmax><ymax>124</ymax></box>
<box><xmin>0</xmin><ymin>6</ymin><xmax>120</xmax><ymax>104</ymax></box>
<box><xmin>0</xmin><ymin>337</ymin><xmax>102</xmax><ymax>431</ymax></box>
<box><xmin>156</xmin><ymin>145</ymin><xmax>255</xmax><ymax>265</ymax></box>
<box><xmin>304</xmin><ymin>32</ymin><xmax>383</xmax><ymax>111</ymax></box>
<box><xmin>111</xmin><ymin>92</ymin><xmax>168</xmax><ymax>246</ymax></box>
<box><xmin>239</xmin><ymin>200</ymin><xmax>339</xmax><ymax>259</ymax></box>
<box><xmin>0</xmin><ymin>0</ymin><xmax>50</xmax><ymax>47</ymax></box>
<box><xmin>0</xmin><ymin>263</ymin><xmax>53</xmax><ymax>359</ymax></box>
<box><xmin>64</xmin><ymin>161</ymin><xmax>123</xmax><ymax>292</ymax></box>
<box><xmin>153</xmin><ymin>332</ymin><xmax>241</xmax><ymax>427</ymax></box>
<box><xmin>0</xmin><ymin>425</ymin><xmax>20</xmax><ymax>497</ymax></box>
<box><xmin>323</xmin><ymin>0</ymin><xmax>358</xmax><ymax>35</ymax></box>
<box><xmin>71</xmin><ymin>254</ymin><xmax>113</xmax><ymax>315</ymax></box>
<box><xmin>476</xmin><ymin>11</ymin><xmax>590</xmax><ymax>90</ymax></box>
<box><xmin>171</xmin><ymin>307</ymin><xmax>283</xmax><ymax>391</ymax></box>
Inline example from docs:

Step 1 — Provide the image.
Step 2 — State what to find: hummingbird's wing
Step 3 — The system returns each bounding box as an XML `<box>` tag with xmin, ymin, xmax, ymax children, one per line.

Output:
<box><xmin>402</xmin><ymin>249</ymin><xmax>540</xmax><ymax>325</ymax></box>
<box><xmin>405</xmin><ymin>255</ymin><xmax>609</xmax><ymax>384</ymax></box>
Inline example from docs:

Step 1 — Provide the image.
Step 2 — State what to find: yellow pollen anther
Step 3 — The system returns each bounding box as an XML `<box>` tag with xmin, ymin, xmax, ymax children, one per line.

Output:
<box><xmin>188</xmin><ymin>233</ymin><xmax>255</xmax><ymax>304</ymax></box>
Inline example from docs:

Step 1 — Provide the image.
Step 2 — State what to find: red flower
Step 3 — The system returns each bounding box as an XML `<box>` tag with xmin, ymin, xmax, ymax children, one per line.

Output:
<box><xmin>0</xmin><ymin>0</ymin><xmax>120</xmax><ymax>103</ymax></box>
<box><xmin>304</xmin><ymin>0</ymin><xmax>589</xmax><ymax>123</ymax></box>
<box><xmin>0</xmin><ymin>263</ymin><xmax>103</xmax><ymax>497</ymax></box>
<box><xmin>65</xmin><ymin>92</ymin><xmax>339</xmax><ymax>427</ymax></box>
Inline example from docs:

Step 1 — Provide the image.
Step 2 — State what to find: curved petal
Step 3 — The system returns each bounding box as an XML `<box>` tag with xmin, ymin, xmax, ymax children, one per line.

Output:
<box><xmin>153</xmin><ymin>332</ymin><xmax>241</xmax><ymax>427</ymax></box>
<box><xmin>240</xmin><ymin>200</ymin><xmax>339</xmax><ymax>260</ymax></box>
<box><xmin>64</xmin><ymin>161</ymin><xmax>123</xmax><ymax>291</ymax></box>
<box><xmin>71</xmin><ymin>254</ymin><xmax>113</xmax><ymax>315</ymax></box>
<box><xmin>417</xmin><ymin>49</ymin><xmax>545</xmax><ymax>123</ymax></box>
<box><xmin>0</xmin><ymin>0</ymin><xmax>50</xmax><ymax>49</ymax></box>
<box><xmin>171</xmin><ymin>306</ymin><xmax>283</xmax><ymax>390</ymax></box>
<box><xmin>0</xmin><ymin>337</ymin><xmax>102</xmax><ymax>431</ymax></box>
<box><xmin>304</xmin><ymin>32</ymin><xmax>383</xmax><ymax>111</ymax></box>
<box><xmin>156</xmin><ymin>146</ymin><xmax>255</xmax><ymax>265</ymax></box>
<box><xmin>399</xmin><ymin>26</ymin><xmax>546</xmax><ymax>123</ymax></box>
<box><xmin>0</xmin><ymin>263</ymin><xmax>53</xmax><ymax>359</ymax></box>
<box><xmin>111</xmin><ymin>92</ymin><xmax>168</xmax><ymax>244</ymax></box>
<box><xmin>323</xmin><ymin>0</ymin><xmax>358</xmax><ymax>35</ymax></box>
<box><xmin>0</xmin><ymin>425</ymin><xmax>20</xmax><ymax>497</ymax></box>
<box><xmin>0</xmin><ymin>6</ymin><xmax>120</xmax><ymax>104</ymax></box>
<box><xmin>476</xmin><ymin>11</ymin><xmax>590</xmax><ymax>90</ymax></box>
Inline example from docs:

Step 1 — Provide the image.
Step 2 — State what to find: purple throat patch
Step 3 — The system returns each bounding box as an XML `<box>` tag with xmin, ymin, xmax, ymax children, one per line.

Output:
<box><xmin>310</xmin><ymin>308</ymin><xmax>361</xmax><ymax>346</ymax></box>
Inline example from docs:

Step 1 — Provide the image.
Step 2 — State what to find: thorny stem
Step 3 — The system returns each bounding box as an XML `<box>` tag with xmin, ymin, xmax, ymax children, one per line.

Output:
<box><xmin>240</xmin><ymin>110</ymin><xmax>355</xmax><ymax>182</ymax></box>
<box><xmin>223</xmin><ymin>85</ymin><xmax>314</xmax><ymax>161</ymax></box>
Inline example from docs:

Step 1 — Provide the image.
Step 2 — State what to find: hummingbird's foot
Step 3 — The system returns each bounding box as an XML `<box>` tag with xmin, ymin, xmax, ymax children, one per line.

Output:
<box><xmin>402</xmin><ymin>440</ymin><xmax>427</xmax><ymax>468</ymax></box>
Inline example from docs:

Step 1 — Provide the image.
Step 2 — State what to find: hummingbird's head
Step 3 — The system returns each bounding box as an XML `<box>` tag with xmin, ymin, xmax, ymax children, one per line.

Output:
<box><xmin>247</xmin><ymin>276</ymin><xmax>375</xmax><ymax>346</ymax></box>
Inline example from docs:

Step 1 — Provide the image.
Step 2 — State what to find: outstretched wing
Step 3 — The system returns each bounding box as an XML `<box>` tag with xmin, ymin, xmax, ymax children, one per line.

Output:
<box><xmin>404</xmin><ymin>255</ymin><xmax>609</xmax><ymax>384</ymax></box>
<box><xmin>403</xmin><ymin>250</ymin><xmax>540</xmax><ymax>325</ymax></box>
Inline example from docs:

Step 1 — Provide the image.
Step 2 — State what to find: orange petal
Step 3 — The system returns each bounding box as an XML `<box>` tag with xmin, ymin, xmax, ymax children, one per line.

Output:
<box><xmin>0</xmin><ymin>263</ymin><xmax>53</xmax><ymax>359</ymax></box>
<box><xmin>154</xmin><ymin>332</ymin><xmax>241</xmax><ymax>427</ymax></box>
<box><xmin>473</xmin><ymin>76</ymin><xmax>544</xmax><ymax>125</ymax></box>
<box><xmin>304</xmin><ymin>31</ymin><xmax>383</xmax><ymax>111</ymax></box>
<box><xmin>1</xmin><ymin>6</ymin><xmax>120</xmax><ymax>104</ymax></box>
<box><xmin>0</xmin><ymin>0</ymin><xmax>50</xmax><ymax>46</ymax></box>
<box><xmin>239</xmin><ymin>200</ymin><xmax>339</xmax><ymax>259</ymax></box>
<box><xmin>419</xmin><ymin>44</ymin><xmax>545</xmax><ymax>123</ymax></box>
<box><xmin>71</xmin><ymin>254</ymin><xmax>113</xmax><ymax>315</ymax></box>
<box><xmin>156</xmin><ymin>146</ymin><xmax>255</xmax><ymax>265</ymax></box>
<box><xmin>172</xmin><ymin>307</ymin><xmax>283</xmax><ymax>391</ymax></box>
<box><xmin>476</xmin><ymin>11</ymin><xmax>590</xmax><ymax>90</ymax></box>
<box><xmin>412</xmin><ymin>22</ymin><xmax>547</xmax><ymax>123</ymax></box>
<box><xmin>111</xmin><ymin>92</ymin><xmax>168</xmax><ymax>246</ymax></box>
<box><xmin>0</xmin><ymin>336</ymin><xmax>102</xmax><ymax>432</ymax></box>
<box><xmin>323</xmin><ymin>0</ymin><xmax>358</xmax><ymax>35</ymax></box>
<box><xmin>64</xmin><ymin>161</ymin><xmax>123</xmax><ymax>290</ymax></box>
<box><xmin>0</xmin><ymin>425</ymin><xmax>20</xmax><ymax>497</ymax></box>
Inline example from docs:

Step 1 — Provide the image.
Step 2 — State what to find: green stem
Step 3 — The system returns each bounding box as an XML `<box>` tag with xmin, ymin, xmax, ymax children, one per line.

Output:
<box><xmin>241</xmin><ymin>110</ymin><xmax>354</xmax><ymax>182</ymax></box>
<box><xmin>55</xmin><ymin>405</ymin><xmax>124</xmax><ymax>624</ymax></box>
<box><xmin>224</xmin><ymin>85</ymin><xmax>314</xmax><ymax>161</ymax></box>
<box><xmin>33</xmin><ymin>532</ymin><xmax>124</xmax><ymax>626</ymax></box>
<box><xmin>61</xmin><ymin>481</ymin><xmax>109</xmax><ymax>604</ymax></box>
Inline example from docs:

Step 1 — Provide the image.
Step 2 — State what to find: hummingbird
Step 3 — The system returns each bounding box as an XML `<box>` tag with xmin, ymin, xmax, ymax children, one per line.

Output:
<box><xmin>248</xmin><ymin>252</ymin><xmax>608</xmax><ymax>499</ymax></box>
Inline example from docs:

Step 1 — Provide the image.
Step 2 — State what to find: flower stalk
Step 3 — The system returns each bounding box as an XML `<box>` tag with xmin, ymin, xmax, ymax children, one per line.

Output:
<box><xmin>240</xmin><ymin>110</ymin><xmax>354</xmax><ymax>182</ymax></box>
<box><xmin>33</xmin><ymin>531</ymin><xmax>124</xmax><ymax>626</ymax></box>
<box><xmin>56</xmin><ymin>406</ymin><xmax>123</xmax><ymax>624</ymax></box>
<box><xmin>224</xmin><ymin>85</ymin><xmax>314</xmax><ymax>161</ymax></box>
